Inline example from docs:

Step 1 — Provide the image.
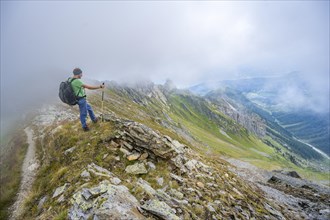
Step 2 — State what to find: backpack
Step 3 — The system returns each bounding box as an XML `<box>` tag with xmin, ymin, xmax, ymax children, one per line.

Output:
<box><xmin>59</xmin><ymin>78</ymin><xmax>78</xmax><ymax>105</ymax></box>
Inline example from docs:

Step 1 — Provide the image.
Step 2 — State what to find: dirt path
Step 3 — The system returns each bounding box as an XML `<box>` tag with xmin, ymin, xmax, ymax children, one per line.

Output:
<box><xmin>10</xmin><ymin>127</ymin><xmax>39</xmax><ymax>220</ymax></box>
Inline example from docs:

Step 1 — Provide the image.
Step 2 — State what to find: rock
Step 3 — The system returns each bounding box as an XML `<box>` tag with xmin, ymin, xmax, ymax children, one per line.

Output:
<box><xmin>168</xmin><ymin>189</ymin><xmax>184</xmax><ymax>200</ymax></box>
<box><xmin>119</xmin><ymin>147</ymin><xmax>131</xmax><ymax>156</ymax></box>
<box><xmin>232</xmin><ymin>187</ymin><xmax>243</xmax><ymax>197</ymax></box>
<box><xmin>268</xmin><ymin>176</ymin><xmax>282</xmax><ymax>184</ymax></box>
<box><xmin>285</xmin><ymin>171</ymin><xmax>301</xmax><ymax>179</ymax></box>
<box><xmin>127</xmin><ymin>153</ymin><xmax>141</xmax><ymax>161</ymax></box>
<box><xmin>37</xmin><ymin>196</ymin><xmax>48</xmax><ymax>211</ymax></box>
<box><xmin>171</xmin><ymin>155</ymin><xmax>188</xmax><ymax>173</ymax></box>
<box><xmin>141</xmin><ymin>199</ymin><xmax>180</xmax><ymax>220</ymax></box>
<box><xmin>122</xmin><ymin>141</ymin><xmax>134</xmax><ymax>150</ymax></box>
<box><xmin>170</xmin><ymin>173</ymin><xmax>184</xmax><ymax>184</ymax></box>
<box><xmin>319</xmin><ymin>209</ymin><xmax>330</xmax><ymax>218</ymax></box>
<box><xmin>112</xmin><ymin>121</ymin><xmax>179</xmax><ymax>159</ymax></box>
<box><xmin>81</xmin><ymin>170</ymin><xmax>91</xmax><ymax>180</ymax></box>
<box><xmin>157</xmin><ymin>177</ymin><xmax>164</xmax><ymax>186</ymax></box>
<box><xmin>207</xmin><ymin>203</ymin><xmax>216</xmax><ymax>212</ymax></box>
<box><xmin>57</xmin><ymin>194</ymin><xmax>65</xmax><ymax>203</ymax></box>
<box><xmin>147</xmin><ymin>161</ymin><xmax>156</xmax><ymax>170</ymax></box>
<box><xmin>171</xmin><ymin>140</ymin><xmax>186</xmax><ymax>154</ymax></box>
<box><xmin>273</xmin><ymin>170</ymin><xmax>301</xmax><ymax>179</ymax></box>
<box><xmin>64</xmin><ymin>146</ymin><xmax>76</xmax><ymax>155</ymax></box>
<box><xmin>137</xmin><ymin>178</ymin><xmax>157</xmax><ymax>196</ymax></box>
<box><xmin>196</xmin><ymin>182</ymin><xmax>204</xmax><ymax>188</ymax></box>
<box><xmin>125</xmin><ymin>163</ymin><xmax>148</xmax><ymax>175</ymax></box>
<box><xmin>110</xmin><ymin>177</ymin><xmax>122</xmax><ymax>185</ymax></box>
<box><xmin>103</xmin><ymin>154</ymin><xmax>108</xmax><ymax>159</ymax></box>
<box><xmin>114</xmin><ymin>156</ymin><xmax>121</xmax><ymax>161</ymax></box>
<box><xmin>139</xmin><ymin>152</ymin><xmax>149</xmax><ymax>160</ymax></box>
<box><xmin>263</xmin><ymin>203</ymin><xmax>285</xmax><ymax>220</ymax></box>
<box><xmin>184</xmin><ymin>159</ymin><xmax>199</xmax><ymax>172</ymax></box>
<box><xmin>52</xmin><ymin>183</ymin><xmax>69</xmax><ymax>198</ymax></box>
<box><xmin>69</xmin><ymin>180</ymin><xmax>144</xmax><ymax>220</ymax></box>
<box><xmin>110</xmin><ymin>140</ymin><xmax>119</xmax><ymax>148</ymax></box>
<box><xmin>81</xmin><ymin>188</ymin><xmax>93</xmax><ymax>200</ymax></box>
<box><xmin>87</xmin><ymin>163</ymin><xmax>114</xmax><ymax>179</ymax></box>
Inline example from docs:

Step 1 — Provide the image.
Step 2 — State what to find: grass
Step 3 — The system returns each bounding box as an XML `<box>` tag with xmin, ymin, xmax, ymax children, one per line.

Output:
<box><xmin>0</xmin><ymin>128</ymin><xmax>28</xmax><ymax>220</ymax></box>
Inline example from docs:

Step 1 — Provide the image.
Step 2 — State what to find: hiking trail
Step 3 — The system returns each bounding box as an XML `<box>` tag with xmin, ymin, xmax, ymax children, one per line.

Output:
<box><xmin>10</xmin><ymin>127</ymin><xmax>39</xmax><ymax>220</ymax></box>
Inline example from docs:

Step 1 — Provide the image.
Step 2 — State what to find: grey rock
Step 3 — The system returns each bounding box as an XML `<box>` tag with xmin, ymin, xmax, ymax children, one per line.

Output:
<box><xmin>168</xmin><ymin>189</ymin><xmax>184</xmax><ymax>200</ymax></box>
<box><xmin>37</xmin><ymin>196</ymin><xmax>48</xmax><ymax>211</ymax></box>
<box><xmin>119</xmin><ymin>147</ymin><xmax>131</xmax><ymax>156</ymax></box>
<box><xmin>147</xmin><ymin>161</ymin><xmax>156</xmax><ymax>170</ymax></box>
<box><xmin>122</xmin><ymin>141</ymin><xmax>134</xmax><ymax>150</ymax></box>
<box><xmin>141</xmin><ymin>199</ymin><xmax>180</xmax><ymax>220</ymax></box>
<box><xmin>170</xmin><ymin>173</ymin><xmax>184</xmax><ymax>184</ymax></box>
<box><xmin>264</xmin><ymin>203</ymin><xmax>285</xmax><ymax>220</ymax></box>
<box><xmin>157</xmin><ymin>177</ymin><xmax>164</xmax><ymax>186</ymax></box>
<box><xmin>87</xmin><ymin>163</ymin><xmax>114</xmax><ymax>178</ymax></box>
<box><xmin>125</xmin><ymin>163</ymin><xmax>148</xmax><ymax>174</ymax></box>
<box><xmin>69</xmin><ymin>180</ymin><xmax>144</xmax><ymax>220</ymax></box>
<box><xmin>52</xmin><ymin>183</ymin><xmax>69</xmax><ymax>198</ymax></box>
<box><xmin>110</xmin><ymin>177</ymin><xmax>122</xmax><ymax>185</ymax></box>
<box><xmin>81</xmin><ymin>188</ymin><xmax>93</xmax><ymax>200</ymax></box>
<box><xmin>57</xmin><ymin>194</ymin><xmax>65</xmax><ymax>203</ymax></box>
<box><xmin>171</xmin><ymin>140</ymin><xmax>186</xmax><ymax>154</ymax></box>
<box><xmin>207</xmin><ymin>203</ymin><xmax>216</xmax><ymax>212</ymax></box>
<box><xmin>81</xmin><ymin>170</ymin><xmax>91</xmax><ymax>179</ymax></box>
<box><xmin>64</xmin><ymin>146</ymin><xmax>76</xmax><ymax>155</ymax></box>
<box><xmin>137</xmin><ymin>178</ymin><xmax>156</xmax><ymax>196</ymax></box>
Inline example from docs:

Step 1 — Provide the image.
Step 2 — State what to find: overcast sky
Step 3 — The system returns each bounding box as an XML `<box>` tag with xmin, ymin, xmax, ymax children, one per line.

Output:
<box><xmin>1</xmin><ymin>1</ymin><xmax>329</xmax><ymax>129</ymax></box>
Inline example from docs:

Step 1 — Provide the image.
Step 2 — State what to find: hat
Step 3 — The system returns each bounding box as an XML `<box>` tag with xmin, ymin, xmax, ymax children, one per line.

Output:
<box><xmin>73</xmin><ymin>68</ymin><xmax>82</xmax><ymax>75</ymax></box>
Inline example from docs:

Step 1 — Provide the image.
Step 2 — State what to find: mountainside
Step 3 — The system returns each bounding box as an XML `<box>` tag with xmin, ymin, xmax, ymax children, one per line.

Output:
<box><xmin>1</xmin><ymin>80</ymin><xmax>329</xmax><ymax>220</ymax></box>
<box><xmin>190</xmin><ymin>73</ymin><xmax>330</xmax><ymax>157</ymax></box>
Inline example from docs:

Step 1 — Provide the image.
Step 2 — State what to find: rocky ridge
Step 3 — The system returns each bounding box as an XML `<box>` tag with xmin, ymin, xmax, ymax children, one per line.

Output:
<box><xmin>225</xmin><ymin>158</ymin><xmax>330</xmax><ymax>220</ymax></box>
<box><xmin>28</xmin><ymin>111</ymin><xmax>296</xmax><ymax>220</ymax></box>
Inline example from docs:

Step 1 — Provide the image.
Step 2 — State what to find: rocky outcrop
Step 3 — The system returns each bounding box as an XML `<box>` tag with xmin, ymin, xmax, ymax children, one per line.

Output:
<box><xmin>69</xmin><ymin>180</ymin><xmax>145</xmax><ymax>220</ymax></box>
<box><xmin>102</xmin><ymin>117</ymin><xmax>186</xmax><ymax>160</ymax></box>
<box><xmin>206</xmin><ymin>91</ymin><xmax>266</xmax><ymax>137</ymax></box>
<box><xmin>225</xmin><ymin>158</ymin><xmax>330</xmax><ymax>220</ymax></box>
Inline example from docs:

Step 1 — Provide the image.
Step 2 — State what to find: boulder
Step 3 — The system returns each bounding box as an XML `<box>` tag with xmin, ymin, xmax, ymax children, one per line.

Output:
<box><xmin>141</xmin><ymin>199</ymin><xmax>180</xmax><ymax>220</ymax></box>
<box><xmin>52</xmin><ymin>183</ymin><xmax>69</xmax><ymax>198</ymax></box>
<box><xmin>125</xmin><ymin>163</ymin><xmax>148</xmax><ymax>175</ymax></box>
<box><xmin>127</xmin><ymin>153</ymin><xmax>141</xmax><ymax>161</ymax></box>
<box><xmin>137</xmin><ymin>178</ymin><xmax>156</xmax><ymax>196</ymax></box>
<box><xmin>69</xmin><ymin>180</ymin><xmax>145</xmax><ymax>220</ymax></box>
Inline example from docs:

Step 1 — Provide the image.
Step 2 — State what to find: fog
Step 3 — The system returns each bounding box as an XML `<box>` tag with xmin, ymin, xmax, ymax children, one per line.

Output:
<box><xmin>1</xmin><ymin>1</ymin><xmax>329</xmax><ymax>135</ymax></box>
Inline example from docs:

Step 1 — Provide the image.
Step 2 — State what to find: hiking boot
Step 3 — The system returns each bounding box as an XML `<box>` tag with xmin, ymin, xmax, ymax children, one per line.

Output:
<box><xmin>92</xmin><ymin>118</ymin><xmax>98</xmax><ymax>123</ymax></box>
<box><xmin>83</xmin><ymin>126</ymin><xmax>90</xmax><ymax>132</ymax></box>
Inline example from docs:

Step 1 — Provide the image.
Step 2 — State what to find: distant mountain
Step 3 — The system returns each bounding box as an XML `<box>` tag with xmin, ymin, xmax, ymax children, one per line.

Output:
<box><xmin>189</xmin><ymin>73</ymin><xmax>330</xmax><ymax>157</ymax></box>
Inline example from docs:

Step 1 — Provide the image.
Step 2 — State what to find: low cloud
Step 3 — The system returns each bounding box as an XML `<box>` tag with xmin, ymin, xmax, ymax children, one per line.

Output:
<box><xmin>1</xmin><ymin>1</ymin><xmax>329</xmax><ymax>132</ymax></box>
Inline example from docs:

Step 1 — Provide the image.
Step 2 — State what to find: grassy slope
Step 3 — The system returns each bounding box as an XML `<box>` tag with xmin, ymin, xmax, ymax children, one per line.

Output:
<box><xmin>0</xmin><ymin>128</ymin><xmax>28</xmax><ymax>219</ymax></box>
<box><xmin>91</xmin><ymin>88</ymin><xmax>329</xmax><ymax>181</ymax></box>
<box><xmin>166</xmin><ymin>93</ymin><xmax>329</xmax><ymax>181</ymax></box>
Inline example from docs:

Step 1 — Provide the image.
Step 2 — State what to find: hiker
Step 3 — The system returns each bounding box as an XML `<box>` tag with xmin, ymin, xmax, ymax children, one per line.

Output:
<box><xmin>71</xmin><ymin>68</ymin><xmax>104</xmax><ymax>131</ymax></box>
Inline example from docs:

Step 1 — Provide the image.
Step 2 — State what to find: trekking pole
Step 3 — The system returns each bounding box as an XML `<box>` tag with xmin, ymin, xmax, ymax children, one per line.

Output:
<box><xmin>101</xmin><ymin>82</ymin><xmax>105</xmax><ymax>122</ymax></box>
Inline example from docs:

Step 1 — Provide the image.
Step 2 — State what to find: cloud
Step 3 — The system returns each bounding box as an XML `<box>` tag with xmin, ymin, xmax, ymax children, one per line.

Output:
<box><xmin>1</xmin><ymin>0</ymin><xmax>329</xmax><ymax>131</ymax></box>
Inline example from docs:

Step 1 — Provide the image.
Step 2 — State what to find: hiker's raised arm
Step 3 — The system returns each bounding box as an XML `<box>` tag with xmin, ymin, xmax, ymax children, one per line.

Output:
<box><xmin>82</xmin><ymin>84</ymin><xmax>104</xmax><ymax>90</ymax></box>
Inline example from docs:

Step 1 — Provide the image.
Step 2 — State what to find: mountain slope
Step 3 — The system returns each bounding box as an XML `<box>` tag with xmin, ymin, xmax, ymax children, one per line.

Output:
<box><xmin>190</xmin><ymin>74</ymin><xmax>329</xmax><ymax>158</ymax></box>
